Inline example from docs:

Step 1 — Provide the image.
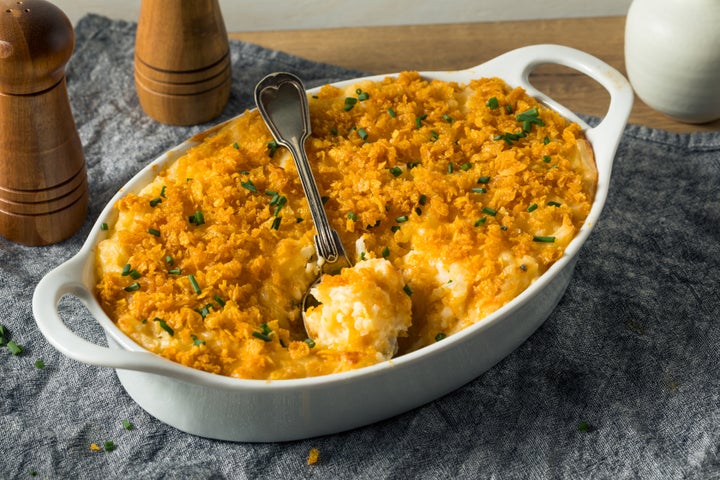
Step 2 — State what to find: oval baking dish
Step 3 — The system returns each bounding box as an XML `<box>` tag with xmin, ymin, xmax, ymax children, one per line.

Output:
<box><xmin>33</xmin><ymin>44</ymin><xmax>632</xmax><ymax>442</ymax></box>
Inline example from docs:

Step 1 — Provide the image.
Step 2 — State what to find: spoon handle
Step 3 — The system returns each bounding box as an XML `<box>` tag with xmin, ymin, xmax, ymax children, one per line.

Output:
<box><xmin>255</xmin><ymin>72</ymin><xmax>350</xmax><ymax>266</ymax></box>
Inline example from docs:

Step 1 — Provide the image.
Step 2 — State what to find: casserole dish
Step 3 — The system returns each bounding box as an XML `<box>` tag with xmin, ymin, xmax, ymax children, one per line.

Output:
<box><xmin>33</xmin><ymin>44</ymin><xmax>632</xmax><ymax>442</ymax></box>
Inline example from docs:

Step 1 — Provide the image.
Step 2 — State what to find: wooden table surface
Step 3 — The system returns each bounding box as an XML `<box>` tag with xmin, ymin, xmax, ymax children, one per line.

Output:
<box><xmin>231</xmin><ymin>16</ymin><xmax>720</xmax><ymax>134</ymax></box>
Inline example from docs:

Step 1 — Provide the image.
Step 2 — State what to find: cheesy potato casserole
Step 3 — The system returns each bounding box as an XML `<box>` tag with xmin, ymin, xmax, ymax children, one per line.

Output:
<box><xmin>95</xmin><ymin>72</ymin><xmax>596</xmax><ymax>380</ymax></box>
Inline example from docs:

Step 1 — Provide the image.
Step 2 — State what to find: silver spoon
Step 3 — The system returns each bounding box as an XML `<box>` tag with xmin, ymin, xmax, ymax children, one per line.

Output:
<box><xmin>254</xmin><ymin>72</ymin><xmax>352</xmax><ymax>338</ymax></box>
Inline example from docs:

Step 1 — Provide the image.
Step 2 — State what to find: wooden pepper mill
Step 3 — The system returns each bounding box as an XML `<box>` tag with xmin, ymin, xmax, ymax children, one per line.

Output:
<box><xmin>0</xmin><ymin>0</ymin><xmax>88</xmax><ymax>246</ymax></box>
<box><xmin>134</xmin><ymin>0</ymin><xmax>232</xmax><ymax>125</ymax></box>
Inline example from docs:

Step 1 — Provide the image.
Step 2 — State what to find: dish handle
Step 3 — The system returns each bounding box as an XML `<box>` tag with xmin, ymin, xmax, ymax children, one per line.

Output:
<box><xmin>472</xmin><ymin>44</ymin><xmax>633</xmax><ymax>178</ymax></box>
<box><xmin>33</xmin><ymin>255</ymin><xmax>200</xmax><ymax>382</ymax></box>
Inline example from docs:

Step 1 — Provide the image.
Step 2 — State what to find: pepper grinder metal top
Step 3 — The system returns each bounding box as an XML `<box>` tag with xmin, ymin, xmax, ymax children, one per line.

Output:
<box><xmin>0</xmin><ymin>0</ymin><xmax>88</xmax><ymax>246</ymax></box>
<box><xmin>134</xmin><ymin>0</ymin><xmax>232</xmax><ymax>126</ymax></box>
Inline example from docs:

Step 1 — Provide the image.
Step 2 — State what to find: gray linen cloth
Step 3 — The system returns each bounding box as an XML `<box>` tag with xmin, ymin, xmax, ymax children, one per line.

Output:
<box><xmin>1</xmin><ymin>14</ymin><xmax>719</xmax><ymax>479</ymax></box>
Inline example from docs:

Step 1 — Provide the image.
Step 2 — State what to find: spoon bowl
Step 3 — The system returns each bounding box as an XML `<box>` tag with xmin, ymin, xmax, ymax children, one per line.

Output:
<box><xmin>254</xmin><ymin>72</ymin><xmax>353</xmax><ymax>338</ymax></box>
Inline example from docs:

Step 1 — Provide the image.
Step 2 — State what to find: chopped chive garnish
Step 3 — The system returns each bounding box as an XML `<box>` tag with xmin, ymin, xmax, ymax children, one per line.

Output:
<box><xmin>501</xmin><ymin>225</ymin><xmax>508</xmax><ymax>231</ymax></box>
<box><xmin>273</xmin><ymin>196</ymin><xmax>287</xmax><ymax>216</ymax></box>
<box><xmin>544</xmin><ymin>136</ymin><xmax>550</xmax><ymax>145</ymax></box>
<box><xmin>415</xmin><ymin>207</ymin><xmax>422</xmax><ymax>216</ymax></box>
<box><xmin>154</xmin><ymin>318</ymin><xmax>174</xmax><ymax>336</ymax></box>
<box><xmin>124</xmin><ymin>282</ymin><xmax>140</xmax><ymax>292</ymax></box>
<box><xmin>321</xmin><ymin>196</ymin><xmax>329</xmax><ymax>204</ymax></box>
<box><xmin>447</xmin><ymin>163</ymin><xmax>454</xmax><ymax>174</ymax></box>
<box><xmin>195</xmin><ymin>304</ymin><xmax>213</xmax><ymax>319</ymax></box>
<box><xmin>122</xmin><ymin>420</ymin><xmax>133</xmax><ymax>430</ymax></box>
<box><xmin>435</xmin><ymin>333</ymin><xmax>447</xmax><ymax>342</ymax></box>
<box><xmin>527</xmin><ymin>203</ymin><xmax>538</xmax><ymax>212</ymax></box>
<box><xmin>270</xmin><ymin>217</ymin><xmax>281</xmax><ymax>230</ymax></box>
<box><xmin>505</xmin><ymin>104</ymin><xmax>513</xmax><ymax>114</ymax></box>
<box><xmin>101</xmin><ymin>223</ymin><xmax>108</xmax><ymax>230</ymax></box>
<box><xmin>389</xmin><ymin>166</ymin><xmax>403</xmax><ymax>177</ymax></box>
<box><xmin>149</xmin><ymin>197</ymin><xmax>162</xmax><ymax>207</ymax></box>
<box><xmin>168</xmin><ymin>269</ymin><xmax>182</xmax><ymax>275</ymax></box>
<box><xmin>548</xmin><ymin>201</ymin><xmax>562</xmax><ymax>207</ymax></box>
<box><xmin>191</xmin><ymin>334</ymin><xmax>206</xmax><ymax>346</ymax></box>
<box><xmin>415</xmin><ymin>114</ymin><xmax>427</xmax><ymax>129</ymax></box>
<box><xmin>148</xmin><ymin>228</ymin><xmax>160</xmax><ymax>237</ymax></box>
<box><xmin>477</xmin><ymin>176</ymin><xmax>491</xmax><ymax>184</ymax></box>
<box><xmin>533</xmin><ymin>235</ymin><xmax>556</xmax><ymax>243</ymax></box>
<box><xmin>391</xmin><ymin>225</ymin><xmax>401</xmax><ymax>232</ymax></box>
<box><xmin>482</xmin><ymin>207</ymin><xmax>497</xmax><ymax>216</ymax></box>
<box><xmin>516</xmin><ymin>107</ymin><xmax>544</xmax><ymax>127</ymax></box>
<box><xmin>388</xmin><ymin>108</ymin><xmax>397</xmax><ymax>118</ymax></box>
<box><xmin>459</xmin><ymin>162</ymin><xmax>472</xmax><ymax>171</ymax></box>
<box><xmin>419</xmin><ymin>194</ymin><xmax>427</xmax><ymax>205</ymax></box>
<box><xmin>396</xmin><ymin>215</ymin><xmax>409</xmax><ymax>223</ymax></box>
<box><xmin>7</xmin><ymin>340</ymin><xmax>22</xmax><ymax>355</ymax></box>
<box><xmin>188</xmin><ymin>274</ymin><xmax>201</xmax><ymax>294</ymax></box>
<box><xmin>357</xmin><ymin>128</ymin><xmax>368</xmax><ymax>141</ymax></box>
<box><xmin>360</xmin><ymin>251</ymin><xmax>367</xmax><ymax>261</ymax></box>
<box><xmin>121</xmin><ymin>264</ymin><xmax>131</xmax><ymax>276</ymax></box>
<box><xmin>104</xmin><ymin>441</ymin><xmax>116</xmax><ymax>452</ymax></box>
<box><xmin>213</xmin><ymin>295</ymin><xmax>226</xmax><ymax>307</ymax></box>
<box><xmin>189</xmin><ymin>210</ymin><xmax>205</xmax><ymax>225</ymax></box>
<box><xmin>347</xmin><ymin>212</ymin><xmax>358</xmax><ymax>221</ymax></box>
<box><xmin>407</xmin><ymin>161</ymin><xmax>421</xmax><ymax>169</ymax></box>
<box><xmin>165</xmin><ymin>255</ymin><xmax>174</xmax><ymax>265</ymax></box>
<box><xmin>35</xmin><ymin>358</ymin><xmax>45</xmax><ymax>368</ymax></box>
<box><xmin>344</xmin><ymin>97</ymin><xmax>357</xmax><ymax>111</ymax></box>
<box><xmin>357</xmin><ymin>91</ymin><xmax>370</xmax><ymax>101</ymax></box>
<box><xmin>305</xmin><ymin>338</ymin><xmax>316</xmax><ymax>348</ymax></box>
<box><xmin>474</xmin><ymin>217</ymin><xmax>487</xmax><ymax>227</ymax></box>
<box><xmin>486</xmin><ymin>97</ymin><xmax>499</xmax><ymax>109</ymax></box>
<box><xmin>252</xmin><ymin>331</ymin><xmax>272</xmax><ymax>342</ymax></box>
<box><xmin>429</xmin><ymin>131</ymin><xmax>439</xmax><ymax>142</ymax></box>
<box><xmin>472</xmin><ymin>187</ymin><xmax>487</xmax><ymax>194</ymax></box>
<box><xmin>267</xmin><ymin>141</ymin><xmax>278</xmax><ymax>157</ymax></box>
<box><xmin>442</xmin><ymin>114</ymin><xmax>454</xmax><ymax>123</ymax></box>
<box><xmin>241</xmin><ymin>180</ymin><xmax>257</xmax><ymax>193</ymax></box>
<box><xmin>403</xmin><ymin>284</ymin><xmax>413</xmax><ymax>296</ymax></box>
<box><xmin>543</xmin><ymin>155</ymin><xmax>552</xmax><ymax>163</ymax></box>
<box><xmin>232</xmin><ymin>142</ymin><xmax>240</xmax><ymax>149</ymax></box>
<box><xmin>381</xmin><ymin>246</ymin><xmax>390</xmax><ymax>258</ymax></box>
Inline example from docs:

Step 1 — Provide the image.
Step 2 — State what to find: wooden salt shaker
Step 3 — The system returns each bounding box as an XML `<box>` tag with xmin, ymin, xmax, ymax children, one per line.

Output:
<box><xmin>0</xmin><ymin>0</ymin><xmax>88</xmax><ymax>246</ymax></box>
<box><xmin>134</xmin><ymin>0</ymin><xmax>232</xmax><ymax>125</ymax></box>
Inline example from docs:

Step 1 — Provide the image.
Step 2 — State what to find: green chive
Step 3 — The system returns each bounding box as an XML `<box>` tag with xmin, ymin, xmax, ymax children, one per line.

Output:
<box><xmin>474</xmin><ymin>217</ymin><xmax>487</xmax><ymax>227</ymax></box>
<box><xmin>486</xmin><ymin>97</ymin><xmax>499</xmax><ymax>109</ymax></box>
<box><xmin>472</xmin><ymin>187</ymin><xmax>487</xmax><ymax>194</ymax></box>
<box><xmin>35</xmin><ymin>358</ymin><xmax>44</xmax><ymax>368</ymax></box>
<box><xmin>482</xmin><ymin>207</ymin><xmax>497</xmax><ymax>216</ymax></box>
<box><xmin>191</xmin><ymin>334</ymin><xmax>206</xmax><ymax>347</ymax></box>
<box><xmin>252</xmin><ymin>331</ymin><xmax>272</xmax><ymax>342</ymax></box>
<box><xmin>505</xmin><ymin>104</ymin><xmax>513</xmax><ymax>114</ymax></box>
<box><xmin>415</xmin><ymin>114</ymin><xmax>427</xmax><ymax>128</ymax></box>
<box><xmin>154</xmin><ymin>317</ymin><xmax>174</xmax><ymax>336</ymax></box>
<box><xmin>168</xmin><ymin>269</ymin><xmax>182</xmax><ymax>275</ymax></box>
<box><xmin>357</xmin><ymin>128</ymin><xmax>368</xmax><ymax>141</ymax></box>
<box><xmin>347</xmin><ymin>212</ymin><xmax>358</xmax><ymax>221</ymax></box>
<box><xmin>447</xmin><ymin>163</ymin><xmax>454</xmax><ymax>173</ymax></box>
<box><xmin>578</xmin><ymin>421</ymin><xmax>592</xmax><ymax>432</ymax></box>
<box><xmin>403</xmin><ymin>284</ymin><xmax>413</xmax><ymax>296</ymax></box>
<box><xmin>189</xmin><ymin>211</ymin><xmax>205</xmax><ymax>225</ymax></box>
<box><xmin>7</xmin><ymin>340</ymin><xmax>22</xmax><ymax>355</ymax></box>
<box><xmin>477</xmin><ymin>176</ymin><xmax>491</xmax><ymax>184</ymax></box>
<box><xmin>122</xmin><ymin>420</ymin><xmax>133</xmax><ymax>430</ymax></box>
<box><xmin>442</xmin><ymin>114</ymin><xmax>454</xmax><ymax>123</ymax></box>
<box><xmin>232</xmin><ymin>142</ymin><xmax>240</xmax><ymax>149</ymax></box>
<box><xmin>270</xmin><ymin>217</ymin><xmax>281</xmax><ymax>230</ymax></box>
<box><xmin>124</xmin><ymin>282</ymin><xmax>140</xmax><ymax>292</ymax></box>
<box><xmin>160</xmin><ymin>186</ymin><xmax>166</xmax><ymax>198</ymax></box>
<box><xmin>435</xmin><ymin>333</ymin><xmax>447</xmax><ymax>342</ymax></box>
<box><xmin>357</xmin><ymin>91</ymin><xmax>370</xmax><ymax>101</ymax></box>
<box><xmin>381</xmin><ymin>246</ymin><xmax>390</xmax><ymax>258</ymax></box>
<box><xmin>344</xmin><ymin>97</ymin><xmax>357</xmax><ymax>111</ymax></box>
<box><xmin>101</xmin><ymin>223</ymin><xmax>109</xmax><ymax>231</ymax></box>
<box><xmin>388</xmin><ymin>108</ymin><xmax>397</xmax><ymax>118</ymax></box>
<box><xmin>429</xmin><ymin>131</ymin><xmax>439</xmax><ymax>142</ymax></box>
<box><xmin>407</xmin><ymin>161</ymin><xmax>421</xmax><ymax>169</ymax></box>
<box><xmin>241</xmin><ymin>180</ymin><xmax>258</xmax><ymax>193</ymax></box>
<box><xmin>533</xmin><ymin>235</ymin><xmax>556</xmax><ymax>243</ymax></box>
<box><xmin>528</xmin><ymin>203</ymin><xmax>538</xmax><ymax>212</ymax></box>
<box><xmin>391</xmin><ymin>226</ymin><xmax>400</xmax><ymax>233</ymax></box>
<box><xmin>395</xmin><ymin>215</ymin><xmax>409</xmax><ymax>223</ymax></box>
<box><xmin>267</xmin><ymin>141</ymin><xmax>278</xmax><ymax>157</ymax></box>
<box><xmin>548</xmin><ymin>201</ymin><xmax>562</xmax><ymax>207</ymax></box>
<box><xmin>459</xmin><ymin>162</ymin><xmax>472</xmax><ymax>171</ymax></box>
<box><xmin>213</xmin><ymin>295</ymin><xmax>226</xmax><ymax>307</ymax></box>
<box><xmin>418</xmin><ymin>194</ymin><xmax>427</xmax><ymax>205</ymax></box>
<box><xmin>544</xmin><ymin>136</ymin><xmax>550</xmax><ymax>145</ymax></box>
<box><xmin>188</xmin><ymin>274</ymin><xmax>201</xmax><ymax>294</ymax></box>
<box><xmin>104</xmin><ymin>441</ymin><xmax>116</xmax><ymax>452</ymax></box>
<box><xmin>543</xmin><ymin>155</ymin><xmax>552</xmax><ymax>163</ymax></box>
<box><xmin>164</xmin><ymin>255</ymin><xmax>174</xmax><ymax>266</ymax></box>
<box><xmin>305</xmin><ymin>338</ymin><xmax>316</xmax><ymax>348</ymax></box>
<box><xmin>121</xmin><ymin>264</ymin><xmax>131</xmax><ymax>276</ymax></box>
<box><xmin>148</xmin><ymin>228</ymin><xmax>160</xmax><ymax>237</ymax></box>
<box><xmin>149</xmin><ymin>197</ymin><xmax>162</xmax><ymax>207</ymax></box>
<box><xmin>389</xmin><ymin>166</ymin><xmax>403</xmax><ymax>177</ymax></box>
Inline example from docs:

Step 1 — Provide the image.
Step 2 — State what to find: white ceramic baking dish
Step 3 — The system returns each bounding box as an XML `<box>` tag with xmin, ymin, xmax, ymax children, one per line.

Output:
<box><xmin>33</xmin><ymin>44</ymin><xmax>633</xmax><ymax>442</ymax></box>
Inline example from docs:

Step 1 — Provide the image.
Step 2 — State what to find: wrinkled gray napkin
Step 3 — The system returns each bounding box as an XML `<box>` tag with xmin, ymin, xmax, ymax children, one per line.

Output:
<box><xmin>1</xmin><ymin>14</ymin><xmax>719</xmax><ymax>480</ymax></box>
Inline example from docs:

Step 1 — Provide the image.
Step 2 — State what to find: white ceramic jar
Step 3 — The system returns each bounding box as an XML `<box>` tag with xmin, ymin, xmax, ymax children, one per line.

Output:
<box><xmin>625</xmin><ymin>0</ymin><xmax>720</xmax><ymax>123</ymax></box>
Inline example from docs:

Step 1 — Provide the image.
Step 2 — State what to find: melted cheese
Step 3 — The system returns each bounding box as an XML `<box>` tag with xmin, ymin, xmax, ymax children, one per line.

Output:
<box><xmin>95</xmin><ymin>72</ymin><xmax>596</xmax><ymax>379</ymax></box>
